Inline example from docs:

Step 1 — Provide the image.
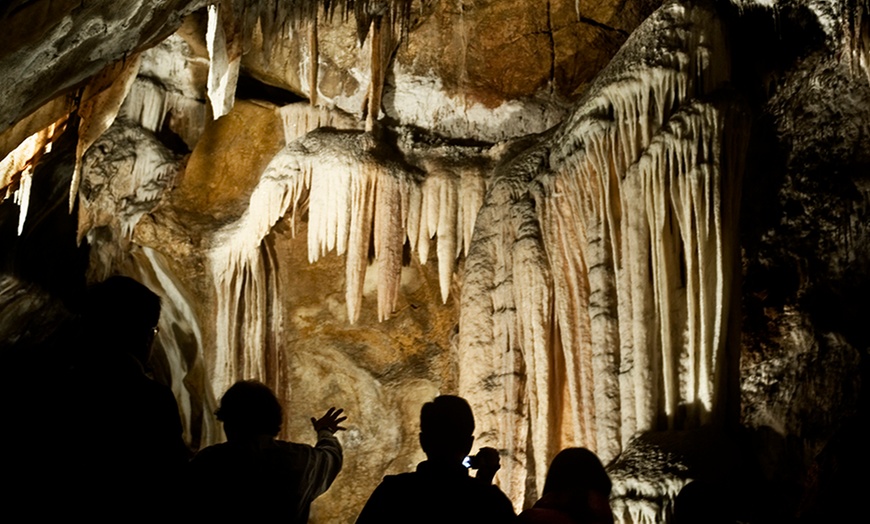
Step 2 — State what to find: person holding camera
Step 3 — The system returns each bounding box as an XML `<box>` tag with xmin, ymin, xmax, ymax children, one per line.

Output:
<box><xmin>356</xmin><ymin>395</ymin><xmax>515</xmax><ymax>524</ymax></box>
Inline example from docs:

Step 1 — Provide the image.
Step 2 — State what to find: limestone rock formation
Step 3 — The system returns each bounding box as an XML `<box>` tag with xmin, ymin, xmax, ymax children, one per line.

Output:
<box><xmin>2</xmin><ymin>1</ymin><xmax>870</xmax><ymax>523</ymax></box>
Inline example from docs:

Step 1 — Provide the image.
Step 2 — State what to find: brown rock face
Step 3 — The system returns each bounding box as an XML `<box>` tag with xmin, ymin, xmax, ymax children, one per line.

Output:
<box><xmin>265</xmin><ymin>225</ymin><xmax>459</xmax><ymax>523</ymax></box>
<box><xmin>399</xmin><ymin>0</ymin><xmax>643</xmax><ymax>104</ymax></box>
<box><xmin>173</xmin><ymin>100</ymin><xmax>285</xmax><ymax>221</ymax></box>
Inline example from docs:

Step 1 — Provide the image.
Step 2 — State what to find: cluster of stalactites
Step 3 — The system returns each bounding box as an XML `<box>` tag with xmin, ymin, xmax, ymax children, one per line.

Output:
<box><xmin>278</xmin><ymin>102</ymin><xmax>363</xmax><ymax>143</ymax></box>
<box><xmin>121</xmin><ymin>78</ymin><xmax>207</xmax><ymax>149</ymax></box>
<box><xmin>0</xmin><ymin>117</ymin><xmax>68</xmax><ymax>235</ymax></box>
<box><xmin>208</xmin><ymin>127</ymin><xmax>487</xmax><ymax>397</ymax></box>
<box><xmin>206</xmin><ymin>0</ymin><xmax>411</xmax><ymax>123</ymax></box>
<box><xmin>1</xmin><ymin>1</ymin><xmax>413</xmax><ymax>234</ymax></box>
<box><xmin>458</xmin><ymin>1</ymin><xmax>745</xmax><ymax>510</ymax></box>
<box><xmin>217</xmin><ymin>0</ymin><xmax>412</xmax><ymax>51</ymax></box>
<box><xmin>539</xmin><ymin>95</ymin><xmax>745</xmax><ymax>468</ymax></box>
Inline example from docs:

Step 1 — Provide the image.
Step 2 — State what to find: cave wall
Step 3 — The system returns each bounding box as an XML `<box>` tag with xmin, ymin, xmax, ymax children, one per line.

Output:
<box><xmin>2</xmin><ymin>0</ymin><xmax>869</xmax><ymax>522</ymax></box>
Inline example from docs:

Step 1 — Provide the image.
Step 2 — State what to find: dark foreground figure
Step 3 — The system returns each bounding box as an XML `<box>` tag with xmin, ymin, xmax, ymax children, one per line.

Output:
<box><xmin>188</xmin><ymin>380</ymin><xmax>345</xmax><ymax>522</ymax></box>
<box><xmin>55</xmin><ymin>276</ymin><xmax>190</xmax><ymax>522</ymax></box>
<box><xmin>518</xmin><ymin>447</ymin><xmax>614</xmax><ymax>524</ymax></box>
<box><xmin>356</xmin><ymin>394</ymin><xmax>515</xmax><ymax>524</ymax></box>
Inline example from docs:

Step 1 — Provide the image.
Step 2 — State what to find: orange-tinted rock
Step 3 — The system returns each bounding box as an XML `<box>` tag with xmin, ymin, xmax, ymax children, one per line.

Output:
<box><xmin>172</xmin><ymin>100</ymin><xmax>284</xmax><ymax>221</ymax></box>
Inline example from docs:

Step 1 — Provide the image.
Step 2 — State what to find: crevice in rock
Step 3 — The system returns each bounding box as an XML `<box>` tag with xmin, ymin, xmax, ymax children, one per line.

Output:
<box><xmin>577</xmin><ymin>15</ymin><xmax>629</xmax><ymax>37</ymax></box>
<box><xmin>235</xmin><ymin>73</ymin><xmax>306</xmax><ymax>107</ymax></box>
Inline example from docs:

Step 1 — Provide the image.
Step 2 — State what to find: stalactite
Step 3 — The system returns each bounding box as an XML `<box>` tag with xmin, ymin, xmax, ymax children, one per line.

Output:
<box><xmin>0</xmin><ymin>117</ymin><xmax>66</xmax><ymax>233</ymax></box>
<box><xmin>206</xmin><ymin>4</ymin><xmax>241</xmax><ymax>119</ymax></box>
<box><xmin>512</xmin><ymin>195</ymin><xmax>555</xmax><ymax>496</ymax></box>
<box><xmin>345</xmin><ymin>166</ymin><xmax>375</xmax><ymax>324</ymax></box>
<box><xmin>373</xmin><ymin>171</ymin><xmax>405</xmax><ymax>320</ymax></box>
<box><xmin>69</xmin><ymin>55</ymin><xmax>142</xmax><ymax>212</ymax></box>
<box><xmin>364</xmin><ymin>11</ymin><xmax>397</xmax><ymax>130</ymax></box>
<box><xmin>460</xmin><ymin>166</ymin><xmax>486</xmax><ymax>257</ymax></box>
<box><xmin>308</xmin><ymin>17</ymin><xmax>320</xmax><ymax>106</ymax></box>
<box><xmin>13</xmin><ymin>168</ymin><xmax>32</xmax><ymax>235</ymax></box>
<box><xmin>204</xmin><ymin>1</ymin><xmax>412</xmax><ymax>117</ymax></box>
<box><xmin>537</xmin><ymin>173</ymin><xmax>597</xmax><ymax>448</ymax></box>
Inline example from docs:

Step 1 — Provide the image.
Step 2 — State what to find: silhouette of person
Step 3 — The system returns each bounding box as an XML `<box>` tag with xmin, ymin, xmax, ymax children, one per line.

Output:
<box><xmin>517</xmin><ymin>447</ymin><xmax>614</xmax><ymax>524</ymax></box>
<box><xmin>57</xmin><ymin>275</ymin><xmax>189</xmax><ymax>518</ymax></box>
<box><xmin>356</xmin><ymin>395</ymin><xmax>515</xmax><ymax>524</ymax></box>
<box><xmin>672</xmin><ymin>479</ymin><xmax>735</xmax><ymax>524</ymax></box>
<box><xmin>188</xmin><ymin>380</ymin><xmax>345</xmax><ymax>523</ymax></box>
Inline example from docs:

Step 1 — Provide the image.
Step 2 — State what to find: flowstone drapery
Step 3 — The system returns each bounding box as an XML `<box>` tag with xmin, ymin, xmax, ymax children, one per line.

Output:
<box><xmin>459</xmin><ymin>2</ymin><xmax>748</xmax><ymax>508</ymax></box>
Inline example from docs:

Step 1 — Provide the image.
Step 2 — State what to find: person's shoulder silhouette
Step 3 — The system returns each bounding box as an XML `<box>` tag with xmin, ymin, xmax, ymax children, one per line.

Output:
<box><xmin>58</xmin><ymin>275</ymin><xmax>188</xmax><ymax>518</ymax></box>
<box><xmin>188</xmin><ymin>380</ymin><xmax>345</xmax><ymax>523</ymax></box>
<box><xmin>356</xmin><ymin>395</ymin><xmax>515</xmax><ymax>524</ymax></box>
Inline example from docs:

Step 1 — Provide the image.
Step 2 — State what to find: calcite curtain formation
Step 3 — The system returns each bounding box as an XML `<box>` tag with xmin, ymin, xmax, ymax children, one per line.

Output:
<box><xmin>209</xmin><ymin>127</ymin><xmax>489</xmax><ymax>399</ymax></box>
<box><xmin>459</xmin><ymin>2</ymin><xmax>746</xmax><ymax>505</ymax></box>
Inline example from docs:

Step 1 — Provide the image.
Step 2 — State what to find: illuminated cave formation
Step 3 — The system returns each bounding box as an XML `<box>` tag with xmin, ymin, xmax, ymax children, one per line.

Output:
<box><xmin>2</xmin><ymin>1</ymin><xmax>869</xmax><ymax>523</ymax></box>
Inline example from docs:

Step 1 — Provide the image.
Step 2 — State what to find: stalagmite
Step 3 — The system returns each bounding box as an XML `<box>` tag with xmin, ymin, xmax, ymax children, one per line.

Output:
<box><xmin>308</xmin><ymin>19</ymin><xmax>320</xmax><ymax>106</ymax></box>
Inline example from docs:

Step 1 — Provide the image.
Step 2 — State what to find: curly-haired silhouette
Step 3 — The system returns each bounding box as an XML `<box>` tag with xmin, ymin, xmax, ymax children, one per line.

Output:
<box><xmin>188</xmin><ymin>380</ymin><xmax>345</xmax><ymax>523</ymax></box>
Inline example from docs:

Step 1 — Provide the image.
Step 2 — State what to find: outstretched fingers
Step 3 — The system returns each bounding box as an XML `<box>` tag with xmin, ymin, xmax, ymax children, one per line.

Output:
<box><xmin>313</xmin><ymin>407</ymin><xmax>348</xmax><ymax>433</ymax></box>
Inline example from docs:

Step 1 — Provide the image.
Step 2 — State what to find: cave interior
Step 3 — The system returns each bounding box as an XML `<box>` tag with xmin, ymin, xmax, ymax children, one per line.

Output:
<box><xmin>1</xmin><ymin>0</ymin><xmax>869</xmax><ymax>522</ymax></box>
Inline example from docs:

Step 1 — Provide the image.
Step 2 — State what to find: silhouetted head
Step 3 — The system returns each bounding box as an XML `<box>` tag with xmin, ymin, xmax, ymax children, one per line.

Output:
<box><xmin>217</xmin><ymin>380</ymin><xmax>282</xmax><ymax>441</ymax></box>
<box><xmin>84</xmin><ymin>275</ymin><xmax>161</xmax><ymax>364</ymax></box>
<box><xmin>673</xmin><ymin>480</ymin><xmax>732</xmax><ymax>524</ymax></box>
<box><xmin>539</xmin><ymin>448</ymin><xmax>613</xmax><ymax>524</ymax></box>
<box><xmin>542</xmin><ymin>447</ymin><xmax>611</xmax><ymax>497</ymax></box>
<box><xmin>419</xmin><ymin>395</ymin><xmax>475</xmax><ymax>463</ymax></box>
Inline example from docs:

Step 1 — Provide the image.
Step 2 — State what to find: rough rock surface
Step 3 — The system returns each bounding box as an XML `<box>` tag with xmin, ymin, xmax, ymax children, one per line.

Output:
<box><xmin>0</xmin><ymin>0</ymin><xmax>207</xmax><ymax>136</ymax></box>
<box><xmin>242</xmin><ymin>0</ymin><xmax>660</xmax><ymax>141</ymax></box>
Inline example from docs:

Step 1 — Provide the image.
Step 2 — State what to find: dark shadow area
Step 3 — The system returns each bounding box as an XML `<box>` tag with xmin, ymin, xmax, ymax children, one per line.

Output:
<box><xmin>236</xmin><ymin>72</ymin><xmax>307</xmax><ymax>106</ymax></box>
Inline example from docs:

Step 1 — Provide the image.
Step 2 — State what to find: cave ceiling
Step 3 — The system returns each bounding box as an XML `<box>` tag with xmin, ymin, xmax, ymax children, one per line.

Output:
<box><xmin>2</xmin><ymin>0</ymin><xmax>869</xmax><ymax>522</ymax></box>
